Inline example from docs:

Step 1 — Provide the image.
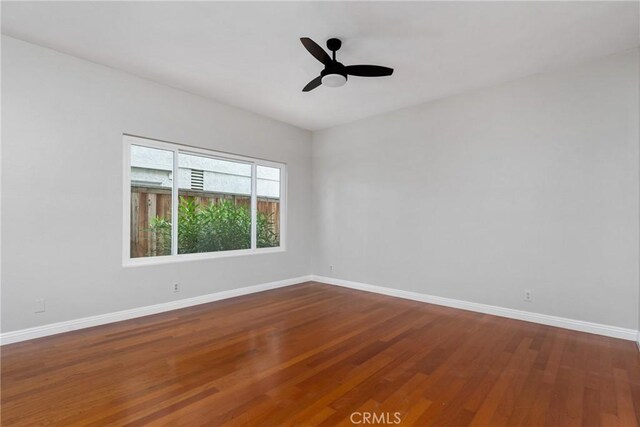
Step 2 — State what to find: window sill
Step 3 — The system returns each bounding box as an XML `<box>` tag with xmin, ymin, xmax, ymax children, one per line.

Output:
<box><xmin>123</xmin><ymin>246</ymin><xmax>286</xmax><ymax>268</ymax></box>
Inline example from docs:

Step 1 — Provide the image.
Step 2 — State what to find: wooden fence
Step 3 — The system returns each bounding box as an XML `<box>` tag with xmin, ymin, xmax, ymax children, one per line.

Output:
<box><xmin>131</xmin><ymin>186</ymin><xmax>280</xmax><ymax>258</ymax></box>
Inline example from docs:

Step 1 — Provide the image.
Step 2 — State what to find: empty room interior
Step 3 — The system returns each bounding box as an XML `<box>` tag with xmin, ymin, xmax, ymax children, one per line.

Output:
<box><xmin>2</xmin><ymin>1</ymin><xmax>640</xmax><ymax>426</ymax></box>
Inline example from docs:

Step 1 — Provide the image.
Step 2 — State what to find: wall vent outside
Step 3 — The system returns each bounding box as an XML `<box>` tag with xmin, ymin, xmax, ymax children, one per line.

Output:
<box><xmin>190</xmin><ymin>169</ymin><xmax>204</xmax><ymax>191</ymax></box>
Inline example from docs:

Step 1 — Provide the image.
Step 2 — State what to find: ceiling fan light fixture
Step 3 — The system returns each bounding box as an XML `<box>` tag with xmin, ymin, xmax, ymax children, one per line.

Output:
<box><xmin>321</xmin><ymin>73</ymin><xmax>347</xmax><ymax>87</ymax></box>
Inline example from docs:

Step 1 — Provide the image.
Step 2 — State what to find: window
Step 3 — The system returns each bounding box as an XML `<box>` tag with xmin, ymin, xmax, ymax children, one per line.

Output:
<box><xmin>124</xmin><ymin>135</ymin><xmax>285</xmax><ymax>265</ymax></box>
<box><xmin>256</xmin><ymin>166</ymin><xmax>281</xmax><ymax>248</ymax></box>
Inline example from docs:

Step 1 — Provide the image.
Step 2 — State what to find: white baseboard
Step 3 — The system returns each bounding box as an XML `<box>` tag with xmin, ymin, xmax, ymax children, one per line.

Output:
<box><xmin>3</xmin><ymin>275</ymin><xmax>638</xmax><ymax>346</ymax></box>
<box><xmin>310</xmin><ymin>275</ymin><xmax>638</xmax><ymax>342</ymax></box>
<box><xmin>0</xmin><ymin>275</ymin><xmax>313</xmax><ymax>345</ymax></box>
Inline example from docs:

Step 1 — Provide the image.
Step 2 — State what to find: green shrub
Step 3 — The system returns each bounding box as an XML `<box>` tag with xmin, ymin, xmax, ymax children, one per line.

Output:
<box><xmin>147</xmin><ymin>216</ymin><xmax>172</xmax><ymax>256</ymax></box>
<box><xmin>148</xmin><ymin>196</ymin><xmax>279</xmax><ymax>256</ymax></box>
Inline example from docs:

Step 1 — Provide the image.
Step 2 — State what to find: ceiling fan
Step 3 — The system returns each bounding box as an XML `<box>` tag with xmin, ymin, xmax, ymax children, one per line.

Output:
<box><xmin>300</xmin><ymin>37</ymin><xmax>394</xmax><ymax>92</ymax></box>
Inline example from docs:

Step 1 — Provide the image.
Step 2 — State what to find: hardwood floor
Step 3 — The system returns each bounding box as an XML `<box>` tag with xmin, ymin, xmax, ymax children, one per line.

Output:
<box><xmin>2</xmin><ymin>282</ymin><xmax>639</xmax><ymax>426</ymax></box>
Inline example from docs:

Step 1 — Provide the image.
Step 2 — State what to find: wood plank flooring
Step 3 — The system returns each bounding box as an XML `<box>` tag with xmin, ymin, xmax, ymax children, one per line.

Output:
<box><xmin>2</xmin><ymin>282</ymin><xmax>639</xmax><ymax>426</ymax></box>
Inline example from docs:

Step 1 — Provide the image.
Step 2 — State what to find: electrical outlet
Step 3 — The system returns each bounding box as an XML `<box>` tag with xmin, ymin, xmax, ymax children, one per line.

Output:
<box><xmin>35</xmin><ymin>298</ymin><xmax>45</xmax><ymax>313</ymax></box>
<box><xmin>329</xmin><ymin>265</ymin><xmax>334</xmax><ymax>273</ymax></box>
<box><xmin>524</xmin><ymin>289</ymin><xmax>533</xmax><ymax>302</ymax></box>
<box><xmin>173</xmin><ymin>283</ymin><xmax>180</xmax><ymax>293</ymax></box>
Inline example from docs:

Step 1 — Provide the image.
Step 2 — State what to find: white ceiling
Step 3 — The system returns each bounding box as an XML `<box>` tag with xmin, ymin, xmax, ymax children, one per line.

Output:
<box><xmin>2</xmin><ymin>1</ymin><xmax>638</xmax><ymax>131</ymax></box>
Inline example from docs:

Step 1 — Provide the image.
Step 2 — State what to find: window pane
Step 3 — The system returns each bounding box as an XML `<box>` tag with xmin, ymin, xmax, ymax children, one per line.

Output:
<box><xmin>257</xmin><ymin>165</ymin><xmax>281</xmax><ymax>248</ymax></box>
<box><xmin>177</xmin><ymin>153</ymin><xmax>251</xmax><ymax>253</ymax></box>
<box><xmin>130</xmin><ymin>145</ymin><xmax>173</xmax><ymax>258</ymax></box>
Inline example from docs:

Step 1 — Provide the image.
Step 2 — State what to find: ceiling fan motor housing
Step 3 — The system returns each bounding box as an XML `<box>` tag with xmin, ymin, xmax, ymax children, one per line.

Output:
<box><xmin>321</xmin><ymin>62</ymin><xmax>348</xmax><ymax>87</ymax></box>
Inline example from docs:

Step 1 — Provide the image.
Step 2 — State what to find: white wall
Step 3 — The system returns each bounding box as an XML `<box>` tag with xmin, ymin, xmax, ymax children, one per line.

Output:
<box><xmin>3</xmin><ymin>35</ymin><xmax>638</xmax><ymax>336</ymax></box>
<box><xmin>1</xmin><ymin>36</ymin><xmax>312</xmax><ymax>332</ymax></box>
<box><xmin>312</xmin><ymin>50</ymin><xmax>640</xmax><ymax>330</ymax></box>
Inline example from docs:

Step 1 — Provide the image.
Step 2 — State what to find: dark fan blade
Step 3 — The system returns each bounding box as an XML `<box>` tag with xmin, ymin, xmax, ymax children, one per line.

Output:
<box><xmin>302</xmin><ymin>75</ymin><xmax>322</xmax><ymax>92</ymax></box>
<box><xmin>345</xmin><ymin>65</ymin><xmax>394</xmax><ymax>77</ymax></box>
<box><xmin>300</xmin><ymin>38</ymin><xmax>331</xmax><ymax>65</ymax></box>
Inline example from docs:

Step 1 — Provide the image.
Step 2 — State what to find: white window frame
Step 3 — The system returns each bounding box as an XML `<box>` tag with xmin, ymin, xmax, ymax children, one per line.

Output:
<box><xmin>123</xmin><ymin>134</ymin><xmax>286</xmax><ymax>267</ymax></box>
